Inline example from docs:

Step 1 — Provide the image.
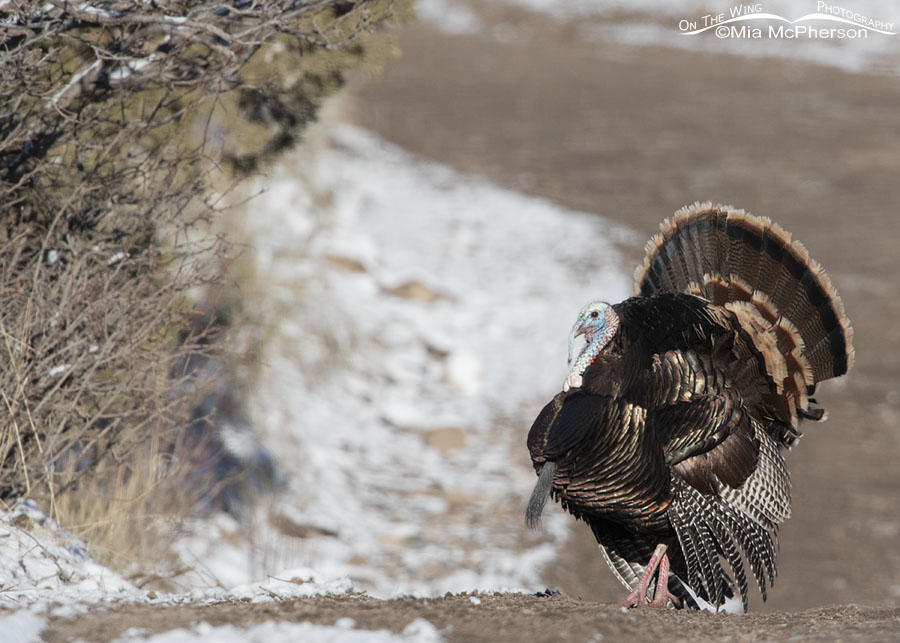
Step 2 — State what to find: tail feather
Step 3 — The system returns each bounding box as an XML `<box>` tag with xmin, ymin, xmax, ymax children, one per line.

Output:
<box><xmin>634</xmin><ymin>203</ymin><xmax>854</xmax><ymax>390</ymax></box>
<box><xmin>639</xmin><ymin>233</ymin><xmax>681</xmax><ymax>294</ymax></box>
<box><xmin>723</xmin><ymin>212</ymin><xmax>766</xmax><ymax>302</ymax></box>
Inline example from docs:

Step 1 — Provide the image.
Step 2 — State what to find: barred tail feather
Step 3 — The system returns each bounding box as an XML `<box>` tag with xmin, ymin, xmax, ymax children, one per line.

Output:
<box><xmin>634</xmin><ymin>202</ymin><xmax>853</xmax><ymax>382</ymax></box>
<box><xmin>634</xmin><ymin>203</ymin><xmax>853</xmax><ymax>437</ymax></box>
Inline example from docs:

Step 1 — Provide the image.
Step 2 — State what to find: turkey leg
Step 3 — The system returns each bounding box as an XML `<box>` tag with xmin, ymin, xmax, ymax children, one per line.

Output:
<box><xmin>612</xmin><ymin>543</ymin><xmax>680</xmax><ymax>609</ymax></box>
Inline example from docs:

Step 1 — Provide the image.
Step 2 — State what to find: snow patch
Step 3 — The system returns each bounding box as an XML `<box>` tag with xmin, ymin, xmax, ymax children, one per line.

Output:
<box><xmin>0</xmin><ymin>502</ymin><xmax>355</xmax><ymax>614</ymax></box>
<box><xmin>0</xmin><ymin>610</ymin><xmax>45</xmax><ymax>643</ymax></box>
<box><xmin>416</xmin><ymin>0</ymin><xmax>481</xmax><ymax>35</ymax></box>
<box><xmin>110</xmin><ymin>617</ymin><xmax>444</xmax><ymax>643</ymax></box>
<box><xmin>0</xmin><ymin>500</ymin><xmax>136</xmax><ymax>608</ymax></box>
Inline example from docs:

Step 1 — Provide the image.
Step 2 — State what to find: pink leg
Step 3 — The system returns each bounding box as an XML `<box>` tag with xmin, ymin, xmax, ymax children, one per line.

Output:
<box><xmin>647</xmin><ymin>548</ymin><xmax>679</xmax><ymax>608</ymax></box>
<box><xmin>612</xmin><ymin>543</ymin><xmax>666</xmax><ymax>608</ymax></box>
<box><xmin>612</xmin><ymin>543</ymin><xmax>679</xmax><ymax>609</ymax></box>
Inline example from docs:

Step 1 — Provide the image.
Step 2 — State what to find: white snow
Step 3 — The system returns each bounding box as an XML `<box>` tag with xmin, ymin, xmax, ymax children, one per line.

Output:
<box><xmin>47</xmin><ymin>363</ymin><xmax>70</xmax><ymax>376</ymax></box>
<box><xmin>415</xmin><ymin>0</ymin><xmax>482</xmax><ymax>35</ymax></box>
<box><xmin>0</xmin><ymin>610</ymin><xmax>46</xmax><ymax>643</ymax></box>
<box><xmin>110</xmin><ymin>617</ymin><xmax>444</xmax><ymax>643</ymax></box>
<box><xmin>0</xmin><ymin>500</ymin><xmax>359</xmax><ymax>613</ymax></box>
<box><xmin>0</xmin><ymin>500</ymin><xmax>136</xmax><ymax>607</ymax></box>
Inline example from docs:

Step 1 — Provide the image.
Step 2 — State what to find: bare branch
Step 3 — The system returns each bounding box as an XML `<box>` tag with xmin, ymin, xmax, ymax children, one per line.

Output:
<box><xmin>0</xmin><ymin>0</ymin><xmax>409</xmax><ymax>502</ymax></box>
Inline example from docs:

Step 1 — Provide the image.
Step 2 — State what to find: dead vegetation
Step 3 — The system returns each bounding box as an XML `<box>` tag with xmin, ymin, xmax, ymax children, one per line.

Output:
<box><xmin>0</xmin><ymin>0</ymin><xmax>410</xmax><ymax>573</ymax></box>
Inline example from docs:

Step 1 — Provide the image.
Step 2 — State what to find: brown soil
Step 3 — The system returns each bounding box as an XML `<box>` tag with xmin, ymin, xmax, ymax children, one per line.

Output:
<box><xmin>44</xmin><ymin>5</ymin><xmax>900</xmax><ymax>641</ymax></box>
<box><xmin>40</xmin><ymin>594</ymin><xmax>900</xmax><ymax>642</ymax></box>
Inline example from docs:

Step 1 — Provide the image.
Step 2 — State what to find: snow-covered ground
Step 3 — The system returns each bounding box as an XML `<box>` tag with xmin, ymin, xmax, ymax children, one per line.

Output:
<box><xmin>109</xmin><ymin>619</ymin><xmax>443</xmax><ymax>643</ymax></box>
<box><xmin>418</xmin><ymin>0</ymin><xmax>900</xmax><ymax>75</ymax></box>
<box><xmin>176</xmin><ymin>125</ymin><xmax>634</xmax><ymax>596</ymax></box>
<box><xmin>0</xmin><ymin>500</ymin><xmax>134</xmax><ymax>607</ymax></box>
<box><xmin>0</xmin><ymin>500</ymin><xmax>358</xmax><ymax>641</ymax></box>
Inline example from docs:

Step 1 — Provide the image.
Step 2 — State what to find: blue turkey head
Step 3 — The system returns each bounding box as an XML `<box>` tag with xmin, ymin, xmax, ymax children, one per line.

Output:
<box><xmin>564</xmin><ymin>301</ymin><xmax>620</xmax><ymax>391</ymax></box>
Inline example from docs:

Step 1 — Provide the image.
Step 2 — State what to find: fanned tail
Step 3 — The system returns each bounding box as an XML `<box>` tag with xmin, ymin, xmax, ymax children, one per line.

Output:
<box><xmin>633</xmin><ymin>203</ymin><xmax>854</xmax><ymax>440</ymax></box>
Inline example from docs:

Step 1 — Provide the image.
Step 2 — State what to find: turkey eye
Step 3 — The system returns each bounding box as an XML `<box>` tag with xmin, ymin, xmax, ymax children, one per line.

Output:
<box><xmin>590</xmin><ymin>311</ymin><xmax>600</xmax><ymax>319</ymax></box>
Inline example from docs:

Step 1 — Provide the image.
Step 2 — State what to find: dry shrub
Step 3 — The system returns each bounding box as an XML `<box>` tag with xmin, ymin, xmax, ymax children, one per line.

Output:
<box><xmin>0</xmin><ymin>0</ymin><xmax>411</xmax><ymax>568</ymax></box>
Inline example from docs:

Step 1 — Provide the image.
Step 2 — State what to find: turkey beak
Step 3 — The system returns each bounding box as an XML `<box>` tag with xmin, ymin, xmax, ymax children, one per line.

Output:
<box><xmin>567</xmin><ymin>321</ymin><xmax>587</xmax><ymax>366</ymax></box>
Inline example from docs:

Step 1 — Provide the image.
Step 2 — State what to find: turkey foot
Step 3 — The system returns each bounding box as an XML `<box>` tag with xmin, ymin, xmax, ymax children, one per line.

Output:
<box><xmin>613</xmin><ymin>543</ymin><xmax>679</xmax><ymax>609</ymax></box>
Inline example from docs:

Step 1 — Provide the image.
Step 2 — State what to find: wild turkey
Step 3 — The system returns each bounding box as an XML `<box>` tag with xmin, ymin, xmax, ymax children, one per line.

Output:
<box><xmin>526</xmin><ymin>203</ymin><xmax>853</xmax><ymax>611</ymax></box>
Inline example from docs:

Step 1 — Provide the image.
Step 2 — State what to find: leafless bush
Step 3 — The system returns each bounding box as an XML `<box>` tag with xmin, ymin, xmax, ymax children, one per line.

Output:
<box><xmin>0</xmin><ymin>0</ymin><xmax>408</xmax><ymax>508</ymax></box>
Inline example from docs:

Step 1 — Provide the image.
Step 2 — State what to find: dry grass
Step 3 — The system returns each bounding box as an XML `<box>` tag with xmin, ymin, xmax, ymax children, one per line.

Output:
<box><xmin>48</xmin><ymin>438</ymin><xmax>196</xmax><ymax>589</ymax></box>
